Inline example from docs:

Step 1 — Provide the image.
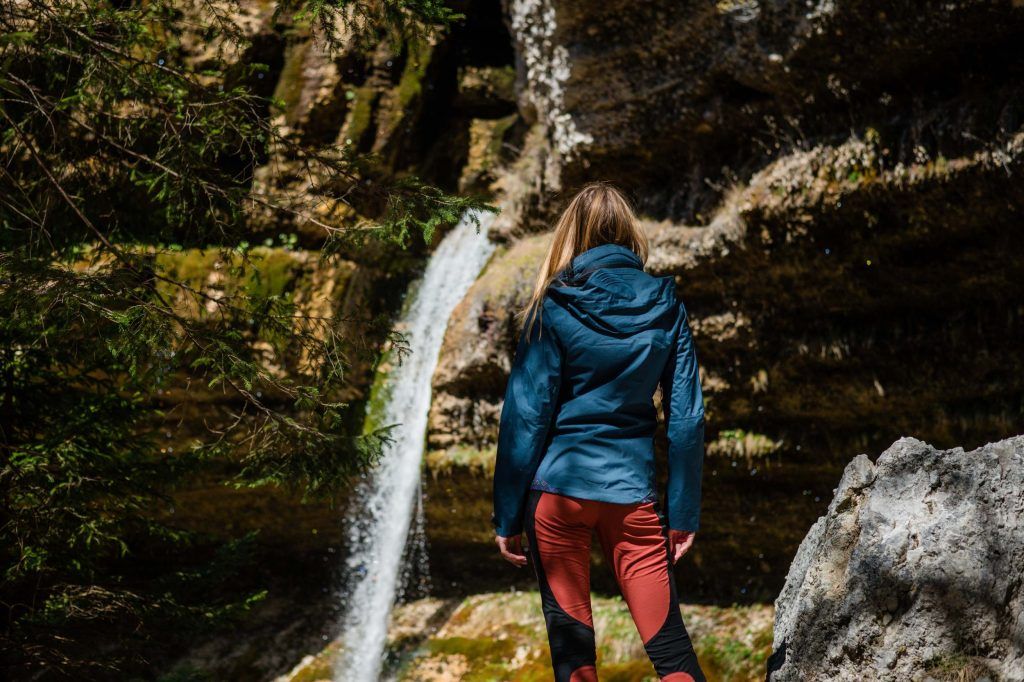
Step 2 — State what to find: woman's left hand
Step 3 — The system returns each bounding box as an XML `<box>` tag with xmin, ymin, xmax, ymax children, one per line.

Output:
<box><xmin>668</xmin><ymin>530</ymin><xmax>695</xmax><ymax>564</ymax></box>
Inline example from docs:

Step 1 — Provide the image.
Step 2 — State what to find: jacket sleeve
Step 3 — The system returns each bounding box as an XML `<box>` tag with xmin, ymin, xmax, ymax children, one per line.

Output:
<box><xmin>491</xmin><ymin>305</ymin><xmax>563</xmax><ymax>537</ymax></box>
<box><xmin>658</xmin><ymin>300</ymin><xmax>705</xmax><ymax>532</ymax></box>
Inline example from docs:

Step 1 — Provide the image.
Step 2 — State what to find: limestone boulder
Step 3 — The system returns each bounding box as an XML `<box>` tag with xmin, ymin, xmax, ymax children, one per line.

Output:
<box><xmin>768</xmin><ymin>436</ymin><xmax>1024</xmax><ymax>681</ymax></box>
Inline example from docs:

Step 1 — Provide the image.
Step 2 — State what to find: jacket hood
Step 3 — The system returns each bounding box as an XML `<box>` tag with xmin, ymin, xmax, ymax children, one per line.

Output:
<box><xmin>548</xmin><ymin>243</ymin><xmax>678</xmax><ymax>336</ymax></box>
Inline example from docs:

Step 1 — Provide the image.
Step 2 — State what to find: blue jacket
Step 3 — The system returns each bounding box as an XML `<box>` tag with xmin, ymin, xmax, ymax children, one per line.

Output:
<box><xmin>491</xmin><ymin>242</ymin><xmax>705</xmax><ymax>537</ymax></box>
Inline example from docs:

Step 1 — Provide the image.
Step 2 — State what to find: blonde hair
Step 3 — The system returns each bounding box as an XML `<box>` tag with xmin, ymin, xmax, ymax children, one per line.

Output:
<box><xmin>521</xmin><ymin>181</ymin><xmax>649</xmax><ymax>340</ymax></box>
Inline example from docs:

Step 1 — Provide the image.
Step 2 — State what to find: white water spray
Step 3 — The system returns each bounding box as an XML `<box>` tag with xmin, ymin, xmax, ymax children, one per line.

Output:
<box><xmin>334</xmin><ymin>209</ymin><xmax>497</xmax><ymax>681</ymax></box>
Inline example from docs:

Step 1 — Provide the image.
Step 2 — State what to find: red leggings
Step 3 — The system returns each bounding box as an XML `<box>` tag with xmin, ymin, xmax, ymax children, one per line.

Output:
<box><xmin>524</xmin><ymin>489</ymin><xmax>705</xmax><ymax>682</ymax></box>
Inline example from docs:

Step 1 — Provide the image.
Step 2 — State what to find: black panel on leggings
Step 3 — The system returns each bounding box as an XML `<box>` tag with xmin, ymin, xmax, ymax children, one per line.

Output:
<box><xmin>646</xmin><ymin>499</ymin><xmax>707</xmax><ymax>681</ymax></box>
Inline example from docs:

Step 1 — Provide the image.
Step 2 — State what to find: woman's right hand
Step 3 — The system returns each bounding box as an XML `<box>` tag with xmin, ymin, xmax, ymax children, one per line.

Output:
<box><xmin>496</xmin><ymin>534</ymin><xmax>528</xmax><ymax>567</ymax></box>
<box><xmin>668</xmin><ymin>530</ymin><xmax>695</xmax><ymax>564</ymax></box>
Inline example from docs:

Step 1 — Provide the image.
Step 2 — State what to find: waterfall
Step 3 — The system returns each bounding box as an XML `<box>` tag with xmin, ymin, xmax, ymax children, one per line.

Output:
<box><xmin>333</xmin><ymin>209</ymin><xmax>497</xmax><ymax>682</ymax></box>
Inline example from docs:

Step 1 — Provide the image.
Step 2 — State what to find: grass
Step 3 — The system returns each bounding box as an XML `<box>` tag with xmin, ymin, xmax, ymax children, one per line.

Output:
<box><xmin>923</xmin><ymin>652</ymin><xmax>996</xmax><ymax>682</ymax></box>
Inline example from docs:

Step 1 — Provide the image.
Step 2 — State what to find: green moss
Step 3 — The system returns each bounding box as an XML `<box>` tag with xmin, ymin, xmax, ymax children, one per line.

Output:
<box><xmin>441</xmin><ymin>596</ymin><xmax>477</xmax><ymax>627</ymax></box>
<box><xmin>384</xmin><ymin>593</ymin><xmax>772</xmax><ymax>682</ymax></box>
<box><xmin>427</xmin><ymin>635</ymin><xmax>516</xmax><ymax>662</ymax></box>
<box><xmin>598</xmin><ymin>660</ymin><xmax>657</xmax><ymax>682</ymax></box>
<box><xmin>461</xmin><ymin>113</ymin><xmax>522</xmax><ymax>189</ymax></box>
<box><xmin>273</xmin><ymin>39</ymin><xmax>312</xmax><ymax>126</ymax></box>
<box><xmin>473</xmin><ymin>244</ymin><xmax>507</xmax><ymax>280</ymax></box>
<box><xmin>362</xmin><ymin>272</ymin><xmax>424</xmax><ymax>436</ymax></box>
<box><xmin>345</xmin><ymin>85</ymin><xmax>379</xmax><ymax>149</ymax></box>
<box><xmin>356</xmin><ymin>37</ymin><xmax>434</xmax><ymax>166</ymax></box>
<box><xmin>157</xmin><ymin>247</ymin><xmax>304</xmax><ymax>303</ymax></box>
<box><xmin>698</xmin><ymin>634</ymin><xmax>767</xmax><ymax>680</ymax></box>
<box><xmin>245</xmin><ymin>248</ymin><xmax>302</xmax><ymax>299</ymax></box>
<box><xmin>707</xmin><ymin>429</ymin><xmax>781</xmax><ymax>461</ymax></box>
<box><xmin>500</xmin><ymin>660</ymin><xmax>555</xmax><ymax>682</ymax></box>
<box><xmin>487</xmin><ymin>66</ymin><xmax>516</xmax><ymax>102</ymax></box>
<box><xmin>362</xmin><ymin>357</ymin><xmax>394</xmax><ymax>436</ymax></box>
<box><xmin>473</xmin><ymin>235</ymin><xmax>551</xmax><ymax>299</ymax></box>
<box><xmin>286</xmin><ymin>645</ymin><xmax>339</xmax><ymax>682</ymax></box>
<box><xmin>156</xmin><ymin>248</ymin><xmax>221</xmax><ymax>286</ymax></box>
<box><xmin>457</xmin><ymin>64</ymin><xmax>517</xmax><ymax>104</ymax></box>
<box><xmin>396</xmin><ymin>38</ymin><xmax>433</xmax><ymax>110</ymax></box>
<box><xmin>486</xmin><ymin>113</ymin><xmax>519</xmax><ymax>160</ymax></box>
<box><xmin>923</xmin><ymin>652</ymin><xmax>993</xmax><ymax>681</ymax></box>
<box><xmin>421</xmin><ymin>629</ymin><xmax>545</xmax><ymax>681</ymax></box>
<box><xmin>426</xmin><ymin>445</ymin><xmax>496</xmax><ymax>476</ymax></box>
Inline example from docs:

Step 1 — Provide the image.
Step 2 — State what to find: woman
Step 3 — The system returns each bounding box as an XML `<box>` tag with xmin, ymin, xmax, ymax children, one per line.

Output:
<box><xmin>491</xmin><ymin>182</ymin><xmax>706</xmax><ymax>682</ymax></box>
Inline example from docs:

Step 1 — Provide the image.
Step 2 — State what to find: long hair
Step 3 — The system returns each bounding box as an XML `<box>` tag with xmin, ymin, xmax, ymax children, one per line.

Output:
<box><xmin>520</xmin><ymin>181</ymin><xmax>649</xmax><ymax>340</ymax></box>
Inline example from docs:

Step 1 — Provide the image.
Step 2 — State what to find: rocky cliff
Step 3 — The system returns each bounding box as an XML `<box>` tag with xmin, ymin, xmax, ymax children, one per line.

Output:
<box><xmin>160</xmin><ymin>1</ymin><xmax>1024</xmax><ymax>677</ymax></box>
<box><xmin>425</xmin><ymin>0</ymin><xmax>1024</xmax><ymax>602</ymax></box>
<box><xmin>768</xmin><ymin>436</ymin><xmax>1024</xmax><ymax>681</ymax></box>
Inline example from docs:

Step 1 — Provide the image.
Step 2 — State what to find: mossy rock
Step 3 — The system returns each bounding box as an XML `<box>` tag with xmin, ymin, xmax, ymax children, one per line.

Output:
<box><xmin>425</xmin><ymin>445</ymin><xmax>496</xmax><ymax>476</ymax></box>
<box><xmin>388</xmin><ymin>592</ymin><xmax>772</xmax><ymax>681</ymax></box>
<box><xmin>276</xmin><ymin>593</ymin><xmax>772</xmax><ymax>681</ymax></box>
<box><xmin>273</xmin><ymin>38</ymin><xmax>313</xmax><ymax>128</ymax></box>
<box><xmin>156</xmin><ymin>246</ymin><xmax>304</xmax><ymax>303</ymax></box>
<box><xmin>456</xmin><ymin>65</ymin><xmax>518</xmax><ymax>114</ymax></box>
<box><xmin>459</xmin><ymin>113</ymin><xmax>521</xmax><ymax>192</ymax></box>
<box><xmin>343</xmin><ymin>85</ymin><xmax>380</xmax><ymax>152</ymax></box>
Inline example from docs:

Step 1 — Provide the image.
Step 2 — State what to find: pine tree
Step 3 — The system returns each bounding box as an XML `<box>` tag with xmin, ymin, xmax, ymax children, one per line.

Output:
<box><xmin>0</xmin><ymin>0</ymin><xmax>490</xmax><ymax>675</ymax></box>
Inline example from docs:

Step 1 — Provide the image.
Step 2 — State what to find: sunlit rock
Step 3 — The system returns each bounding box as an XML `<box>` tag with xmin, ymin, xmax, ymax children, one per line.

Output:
<box><xmin>769</xmin><ymin>436</ymin><xmax>1024</xmax><ymax>681</ymax></box>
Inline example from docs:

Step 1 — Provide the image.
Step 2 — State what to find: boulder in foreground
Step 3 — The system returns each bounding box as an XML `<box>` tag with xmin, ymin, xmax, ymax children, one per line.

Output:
<box><xmin>768</xmin><ymin>436</ymin><xmax>1024</xmax><ymax>681</ymax></box>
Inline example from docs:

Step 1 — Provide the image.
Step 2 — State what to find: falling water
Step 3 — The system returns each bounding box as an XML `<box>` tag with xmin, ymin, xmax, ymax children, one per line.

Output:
<box><xmin>334</xmin><ymin>209</ymin><xmax>497</xmax><ymax>682</ymax></box>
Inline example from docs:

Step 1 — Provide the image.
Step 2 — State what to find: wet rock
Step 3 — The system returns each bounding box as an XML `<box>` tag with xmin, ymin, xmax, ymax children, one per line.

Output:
<box><xmin>429</xmin><ymin>233</ymin><xmax>551</xmax><ymax>452</ymax></box>
<box><xmin>768</xmin><ymin>436</ymin><xmax>1024</xmax><ymax>681</ymax></box>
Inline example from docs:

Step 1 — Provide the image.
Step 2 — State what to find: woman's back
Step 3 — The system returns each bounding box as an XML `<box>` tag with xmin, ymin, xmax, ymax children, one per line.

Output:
<box><xmin>532</xmin><ymin>243</ymin><xmax>686</xmax><ymax>505</ymax></box>
<box><xmin>491</xmin><ymin>240</ymin><xmax>704</xmax><ymax>538</ymax></box>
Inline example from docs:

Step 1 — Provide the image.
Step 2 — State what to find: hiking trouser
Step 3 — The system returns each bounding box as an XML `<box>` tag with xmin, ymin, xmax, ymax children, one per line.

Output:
<box><xmin>523</xmin><ymin>489</ymin><xmax>706</xmax><ymax>682</ymax></box>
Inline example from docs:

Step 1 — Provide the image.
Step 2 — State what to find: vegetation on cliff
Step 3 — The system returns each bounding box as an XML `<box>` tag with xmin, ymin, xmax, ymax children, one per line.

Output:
<box><xmin>0</xmin><ymin>0</ymin><xmax>490</xmax><ymax>676</ymax></box>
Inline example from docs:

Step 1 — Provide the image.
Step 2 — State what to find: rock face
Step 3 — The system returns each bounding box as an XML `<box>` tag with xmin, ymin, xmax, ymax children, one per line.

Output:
<box><xmin>430</xmin><ymin>233</ymin><xmax>551</xmax><ymax>453</ymax></box>
<box><xmin>768</xmin><ymin>436</ymin><xmax>1024</xmax><ymax>681</ymax></box>
<box><xmin>507</xmin><ymin>0</ymin><xmax>1024</xmax><ymax>213</ymax></box>
<box><xmin>242</xmin><ymin>0</ymin><xmax>521</xmax><ymax>246</ymax></box>
<box><xmin>425</xmin><ymin>0</ymin><xmax>1024</xmax><ymax>602</ymax></box>
<box><xmin>162</xmin><ymin>1</ymin><xmax>1024</xmax><ymax>672</ymax></box>
<box><xmin>427</xmin><ymin>125</ymin><xmax>1024</xmax><ymax>601</ymax></box>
